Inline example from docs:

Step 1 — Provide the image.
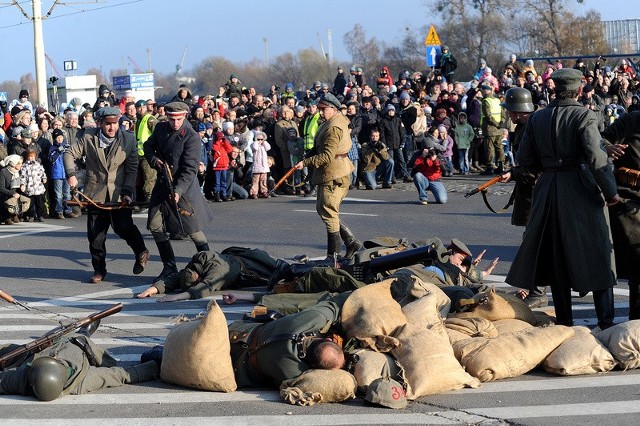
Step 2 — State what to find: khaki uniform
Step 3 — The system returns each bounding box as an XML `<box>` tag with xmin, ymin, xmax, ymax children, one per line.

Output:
<box><xmin>303</xmin><ymin>112</ymin><xmax>354</xmax><ymax>233</ymax></box>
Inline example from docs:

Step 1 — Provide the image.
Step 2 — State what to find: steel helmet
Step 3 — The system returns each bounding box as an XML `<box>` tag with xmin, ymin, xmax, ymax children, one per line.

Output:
<box><xmin>28</xmin><ymin>356</ymin><xmax>68</xmax><ymax>401</ymax></box>
<box><xmin>500</xmin><ymin>87</ymin><xmax>535</xmax><ymax>113</ymax></box>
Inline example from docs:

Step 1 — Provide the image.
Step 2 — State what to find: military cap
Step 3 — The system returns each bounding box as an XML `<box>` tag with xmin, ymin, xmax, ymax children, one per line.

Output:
<box><xmin>164</xmin><ymin>102</ymin><xmax>190</xmax><ymax>116</ymax></box>
<box><xmin>551</xmin><ymin>68</ymin><xmax>583</xmax><ymax>92</ymax></box>
<box><xmin>307</xmin><ymin>99</ymin><xmax>317</xmax><ymax>106</ymax></box>
<box><xmin>318</xmin><ymin>93</ymin><xmax>341</xmax><ymax>110</ymax></box>
<box><xmin>96</xmin><ymin>106</ymin><xmax>122</xmax><ymax>123</ymax></box>
<box><xmin>448</xmin><ymin>238</ymin><xmax>472</xmax><ymax>257</ymax></box>
<box><xmin>479</xmin><ymin>83</ymin><xmax>493</xmax><ymax>92</ymax></box>
<box><xmin>135</xmin><ymin>99</ymin><xmax>147</xmax><ymax>108</ymax></box>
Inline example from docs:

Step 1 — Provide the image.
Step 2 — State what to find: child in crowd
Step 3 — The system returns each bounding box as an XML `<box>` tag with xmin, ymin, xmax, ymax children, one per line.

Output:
<box><xmin>197</xmin><ymin>123</ymin><xmax>212</xmax><ymax>192</ymax></box>
<box><xmin>501</xmin><ymin>128</ymin><xmax>515</xmax><ymax>168</ymax></box>
<box><xmin>48</xmin><ymin>128</ymin><xmax>73</xmax><ymax>219</ymax></box>
<box><xmin>211</xmin><ymin>131</ymin><xmax>233</xmax><ymax>202</ymax></box>
<box><xmin>250</xmin><ymin>131</ymin><xmax>271</xmax><ymax>199</ymax></box>
<box><xmin>453</xmin><ymin>112</ymin><xmax>474</xmax><ymax>175</ymax></box>
<box><xmin>19</xmin><ymin>149</ymin><xmax>47</xmax><ymax>221</ymax></box>
<box><xmin>1</xmin><ymin>154</ymin><xmax>30</xmax><ymax>224</ymax></box>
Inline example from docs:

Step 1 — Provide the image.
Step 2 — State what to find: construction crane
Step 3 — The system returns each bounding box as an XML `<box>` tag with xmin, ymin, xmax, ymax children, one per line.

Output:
<box><xmin>176</xmin><ymin>46</ymin><xmax>188</xmax><ymax>76</ymax></box>
<box><xmin>128</xmin><ymin>56</ymin><xmax>143</xmax><ymax>73</ymax></box>
<box><xmin>44</xmin><ymin>53</ymin><xmax>63</xmax><ymax>78</ymax></box>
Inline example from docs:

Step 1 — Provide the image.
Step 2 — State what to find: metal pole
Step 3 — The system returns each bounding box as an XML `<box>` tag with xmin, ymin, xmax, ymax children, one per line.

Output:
<box><xmin>32</xmin><ymin>0</ymin><xmax>48</xmax><ymax>110</ymax></box>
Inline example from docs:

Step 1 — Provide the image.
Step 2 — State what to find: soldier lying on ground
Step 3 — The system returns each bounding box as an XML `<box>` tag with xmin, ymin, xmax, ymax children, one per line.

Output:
<box><xmin>0</xmin><ymin>327</ymin><xmax>159</xmax><ymax>401</ymax></box>
<box><xmin>136</xmin><ymin>247</ymin><xmax>278</xmax><ymax>302</ymax></box>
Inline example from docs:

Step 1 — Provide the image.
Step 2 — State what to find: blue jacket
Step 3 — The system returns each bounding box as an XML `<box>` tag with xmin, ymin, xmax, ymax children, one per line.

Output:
<box><xmin>48</xmin><ymin>142</ymin><xmax>68</xmax><ymax>180</ymax></box>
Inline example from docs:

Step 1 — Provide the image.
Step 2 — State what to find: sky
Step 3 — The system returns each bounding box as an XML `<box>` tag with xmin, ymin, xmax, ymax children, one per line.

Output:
<box><xmin>0</xmin><ymin>0</ymin><xmax>634</xmax><ymax>86</ymax></box>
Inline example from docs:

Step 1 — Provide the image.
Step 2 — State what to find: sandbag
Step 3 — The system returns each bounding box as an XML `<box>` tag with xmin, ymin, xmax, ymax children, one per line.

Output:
<box><xmin>280</xmin><ymin>369</ymin><xmax>357</xmax><ymax>406</ymax></box>
<box><xmin>341</xmin><ymin>279</ymin><xmax>407</xmax><ymax>351</ymax></box>
<box><xmin>446</xmin><ymin>328</ymin><xmax>472</xmax><ymax>345</ymax></box>
<box><xmin>533</xmin><ymin>306</ymin><xmax>557</xmax><ymax>326</ymax></box>
<box><xmin>401</xmin><ymin>294</ymin><xmax>448</xmax><ymax>339</ymax></box>
<box><xmin>396</xmin><ymin>272</ymin><xmax>451</xmax><ymax>314</ymax></box>
<box><xmin>161</xmin><ymin>301</ymin><xmax>237</xmax><ymax>392</ymax></box>
<box><xmin>450</xmin><ymin>287</ymin><xmax>537</xmax><ymax>325</ymax></box>
<box><xmin>351</xmin><ymin>349</ymin><xmax>402</xmax><ymax>392</ymax></box>
<box><xmin>597</xmin><ymin>320</ymin><xmax>640</xmax><ymax>370</ymax></box>
<box><xmin>391</xmin><ymin>323</ymin><xmax>481</xmax><ymax>399</ymax></box>
<box><xmin>543</xmin><ymin>326</ymin><xmax>616</xmax><ymax>375</ymax></box>
<box><xmin>444</xmin><ymin>317</ymin><xmax>498</xmax><ymax>338</ymax></box>
<box><xmin>453</xmin><ymin>325</ymin><xmax>575</xmax><ymax>382</ymax></box>
<box><xmin>492</xmin><ymin>319</ymin><xmax>534</xmax><ymax>335</ymax></box>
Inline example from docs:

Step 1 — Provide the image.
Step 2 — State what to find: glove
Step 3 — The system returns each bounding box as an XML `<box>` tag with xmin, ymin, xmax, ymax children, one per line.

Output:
<box><xmin>58</xmin><ymin>145</ymin><xmax>65</xmax><ymax>152</ymax></box>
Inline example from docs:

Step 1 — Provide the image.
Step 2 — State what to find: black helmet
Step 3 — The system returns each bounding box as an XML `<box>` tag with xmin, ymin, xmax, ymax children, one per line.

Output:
<box><xmin>501</xmin><ymin>87</ymin><xmax>535</xmax><ymax>113</ymax></box>
<box><xmin>28</xmin><ymin>356</ymin><xmax>68</xmax><ymax>401</ymax></box>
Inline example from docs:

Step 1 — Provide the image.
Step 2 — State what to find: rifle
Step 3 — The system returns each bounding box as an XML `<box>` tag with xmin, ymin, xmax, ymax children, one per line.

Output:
<box><xmin>464</xmin><ymin>169</ymin><xmax>513</xmax><ymax>214</ymax></box>
<box><xmin>269</xmin><ymin>167</ymin><xmax>297</xmax><ymax>196</ymax></box>
<box><xmin>0</xmin><ymin>303</ymin><xmax>123</xmax><ymax>369</ymax></box>
<box><xmin>0</xmin><ymin>289</ymin><xmax>30</xmax><ymax>310</ymax></box>
<box><xmin>67</xmin><ymin>200</ymin><xmax>149</xmax><ymax>209</ymax></box>
<box><xmin>160</xmin><ymin>161</ymin><xmax>186</xmax><ymax>235</ymax></box>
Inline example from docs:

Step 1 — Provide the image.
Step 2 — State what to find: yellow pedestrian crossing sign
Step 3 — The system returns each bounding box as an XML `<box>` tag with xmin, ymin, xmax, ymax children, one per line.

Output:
<box><xmin>424</xmin><ymin>25</ymin><xmax>441</xmax><ymax>46</ymax></box>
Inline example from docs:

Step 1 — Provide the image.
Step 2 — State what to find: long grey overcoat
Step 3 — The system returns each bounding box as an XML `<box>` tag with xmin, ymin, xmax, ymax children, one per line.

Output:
<box><xmin>506</xmin><ymin>98</ymin><xmax>618</xmax><ymax>293</ymax></box>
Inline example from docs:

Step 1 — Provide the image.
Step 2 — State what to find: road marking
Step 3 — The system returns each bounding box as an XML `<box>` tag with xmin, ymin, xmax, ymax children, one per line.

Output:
<box><xmin>468</xmin><ymin>400</ymin><xmax>640</xmax><ymax>419</ymax></box>
<box><xmin>293</xmin><ymin>209</ymin><xmax>378</xmax><ymax>217</ymax></box>
<box><xmin>0</xmin><ymin>414</ymin><xmax>487</xmax><ymax>425</ymax></box>
<box><xmin>455</xmin><ymin>371</ymin><xmax>640</xmax><ymax>394</ymax></box>
<box><xmin>0</xmin><ymin>223</ymin><xmax>71</xmax><ymax>239</ymax></box>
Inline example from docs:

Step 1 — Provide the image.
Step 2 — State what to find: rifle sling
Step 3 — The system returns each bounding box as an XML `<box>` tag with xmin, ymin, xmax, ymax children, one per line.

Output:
<box><xmin>480</xmin><ymin>189</ymin><xmax>514</xmax><ymax>214</ymax></box>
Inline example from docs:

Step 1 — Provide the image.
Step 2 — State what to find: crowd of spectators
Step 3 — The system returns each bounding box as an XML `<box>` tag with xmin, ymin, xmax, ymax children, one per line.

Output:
<box><xmin>2</xmin><ymin>49</ymin><xmax>639</xmax><ymax>221</ymax></box>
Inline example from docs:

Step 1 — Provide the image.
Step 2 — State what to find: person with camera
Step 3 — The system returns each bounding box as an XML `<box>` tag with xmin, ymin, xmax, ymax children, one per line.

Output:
<box><xmin>359</xmin><ymin>128</ymin><xmax>393</xmax><ymax>190</ymax></box>
<box><xmin>408</xmin><ymin>147</ymin><xmax>448</xmax><ymax>205</ymax></box>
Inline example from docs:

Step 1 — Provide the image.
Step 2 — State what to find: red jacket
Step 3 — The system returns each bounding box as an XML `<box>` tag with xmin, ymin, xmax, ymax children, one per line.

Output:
<box><xmin>413</xmin><ymin>156</ymin><xmax>442</xmax><ymax>181</ymax></box>
<box><xmin>211</xmin><ymin>138</ymin><xmax>233</xmax><ymax>170</ymax></box>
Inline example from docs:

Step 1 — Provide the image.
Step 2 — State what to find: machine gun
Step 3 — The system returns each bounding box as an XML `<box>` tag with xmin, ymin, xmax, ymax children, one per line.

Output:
<box><xmin>342</xmin><ymin>239</ymin><xmax>451</xmax><ymax>283</ymax></box>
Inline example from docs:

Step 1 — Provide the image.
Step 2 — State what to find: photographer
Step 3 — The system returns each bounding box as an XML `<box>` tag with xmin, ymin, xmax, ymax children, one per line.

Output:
<box><xmin>359</xmin><ymin>128</ymin><xmax>393</xmax><ymax>190</ymax></box>
<box><xmin>408</xmin><ymin>147</ymin><xmax>448</xmax><ymax>205</ymax></box>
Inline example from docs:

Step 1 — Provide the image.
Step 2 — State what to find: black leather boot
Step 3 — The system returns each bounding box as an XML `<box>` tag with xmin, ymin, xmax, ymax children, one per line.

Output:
<box><xmin>154</xmin><ymin>240</ymin><xmax>178</xmax><ymax>283</ymax></box>
<box><xmin>629</xmin><ymin>278</ymin><xmax>640</xmax><ymax>321</ymax></box>
<box><xmin>325</xmin><ymin>231</ymin><xmax>342</xmax><ymax>263</ymax></box>
<box><xmin>339</xmin><ymin>222</ymin><xmax>363</xmax><ymax>261</ymax></box>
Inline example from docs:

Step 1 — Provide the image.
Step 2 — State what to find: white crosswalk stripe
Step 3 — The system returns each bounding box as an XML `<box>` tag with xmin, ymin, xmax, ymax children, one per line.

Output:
<box><xmin>1</xmin><ymin>275</ymin><xmax>639</xmax><ymax>425</ymax></box>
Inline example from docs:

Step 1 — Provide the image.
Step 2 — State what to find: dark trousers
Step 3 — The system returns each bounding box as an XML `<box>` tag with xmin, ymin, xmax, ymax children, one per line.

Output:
<box><xmin>27</xmin><ymin>194</ymin><xmax>45</xmax><ymax>219</ymax></box>
<box><xmin>387</xmin><ymin>148</ymin><xmax>409</xmax><ymax>179</ymax></box>
<box><xmin>551</xmin><ymin>285</ymin><xmax>615</xmax><ymax>329</ymax></box>
<box><xmin>87</xmin><ymin>207</ymin><xmax>146</xmax><ymax>275</ymax></box>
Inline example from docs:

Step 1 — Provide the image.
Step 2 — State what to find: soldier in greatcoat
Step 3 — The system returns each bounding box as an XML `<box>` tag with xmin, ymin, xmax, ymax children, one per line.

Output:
<box><xmin>506</xmin><ymin>68</ymin><xmax>622</xmax><ymax>330</ymax></box>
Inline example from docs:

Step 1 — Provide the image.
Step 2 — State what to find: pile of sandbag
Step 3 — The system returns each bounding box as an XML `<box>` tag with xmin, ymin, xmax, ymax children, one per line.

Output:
<box><xmin>340</xmin><ymin>275</ymin><xmax>481</xmax><ymax>400</ymax></box>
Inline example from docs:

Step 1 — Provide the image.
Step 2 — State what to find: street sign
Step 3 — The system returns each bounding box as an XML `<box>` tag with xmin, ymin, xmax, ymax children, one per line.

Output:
<box><xmin>424</xmin><ymin>25</ymin><xmax>441</xmax><ymax>46</ymax></box>
<box><xmin>0</xmin><ymin>92</ymin><xmax>7</xmax><ymax>102</ymax></box>
<box><xmin>63</xmin><ymin>60</ymin><xmax>77</xmax><ymax>71</ymax></box>
<box><xmin>426</xmin><ymin>45</ymin><xmax>441</xmax><ymax>67</ymax></box>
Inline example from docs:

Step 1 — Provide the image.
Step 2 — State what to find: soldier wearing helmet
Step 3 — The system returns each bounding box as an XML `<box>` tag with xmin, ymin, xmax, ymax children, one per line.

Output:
<box><xmin>498</xmin><ymin>87</ymin><xmax>547</xmax><ymax>308</ymax></box>
<box><xmin>0</xmin><ymin>331</ymin><xmax>159</xmax><ymax>401</ymax></box>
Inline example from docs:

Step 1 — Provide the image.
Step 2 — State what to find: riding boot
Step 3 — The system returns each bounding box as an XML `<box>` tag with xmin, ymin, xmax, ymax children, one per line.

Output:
<box><xmin>629</xmin><ymin>278</ymin><xmax>640</xmax><ymax>321</ymax></box>
<box><xmin>154</xmin><ymin>240</ymin><xmax>177</xmax><ymax>283</ymax></box>
<box><xmin>593</xmin><ymin>287</ymin><xmax>615</xmax><ymax>330</ymax></box>
<box><xmin>324</xmin><ymin>231</ymin><xmax>342</xmax><ymax>264</ymax></box>
<box><xmin>495</xmin><ymin>161</ymin><xmax>504</xmax><ymax>174</ymax></box>
<box><xmin>196</xmin><ymin>243</ymin><xmax>210</xmax><ymax>252</ymax></box>
<box><xmin>339</xmin><ymin>222</ymin><xmax>363</xmax><ymax>261</ymax></box>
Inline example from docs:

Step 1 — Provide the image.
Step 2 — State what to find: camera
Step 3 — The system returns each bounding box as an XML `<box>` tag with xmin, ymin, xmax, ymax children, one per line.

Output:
<box><xmin>274</xmin><ymin>85</ymin><xmax>280</xmax><ymax>91</ymax></box>
<box><xmin>49</xmin><ymin>76</ymin><xmax>59</xmax><ymax>84</ymax></box>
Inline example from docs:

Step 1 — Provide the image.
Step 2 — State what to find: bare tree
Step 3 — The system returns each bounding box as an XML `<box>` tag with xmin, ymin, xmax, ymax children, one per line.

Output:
<box><xmin>343</xmin><ymin>24</ymin><xmax>380</xmax><ymax>72</ymax></box>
